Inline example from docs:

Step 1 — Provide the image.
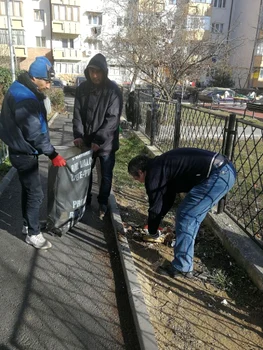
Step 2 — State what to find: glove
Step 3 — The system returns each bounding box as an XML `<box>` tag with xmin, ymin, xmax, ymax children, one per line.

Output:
<box><xmin>51</xmin><ymin>154</ymin><xmax>66</xmax><ymax>167</ymax></box>
<box><xmin>142</xmin><ymin>232</ymin><xmax>164</xmax><ymax>243</ymax></box>
<box><xmin>74</xmin><ymin>138</ymin><xmax>83</xmax><ymax>148</ymax></box>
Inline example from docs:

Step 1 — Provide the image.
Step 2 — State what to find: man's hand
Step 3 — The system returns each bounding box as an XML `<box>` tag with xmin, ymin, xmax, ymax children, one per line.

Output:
<box><xmin>51</xmin><ymin>154</ymin><xmax>66</xmax><ymax>167</ymax></box>
<box><xmin>74</xmin><ymin>138</ymin><xmax>83</xmax><ymax>148</ymax></box>
<box><xmin>91</xmin><ymin>143</ymin><xmax>100</xmax><ymax>152</ymax></box>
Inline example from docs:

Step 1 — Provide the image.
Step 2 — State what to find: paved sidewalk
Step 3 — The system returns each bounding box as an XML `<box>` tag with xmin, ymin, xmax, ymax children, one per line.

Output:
<box><xmin>0</xmin><ymin>113</ymin><xmax>146</xmax><ymax>350</ymax></box>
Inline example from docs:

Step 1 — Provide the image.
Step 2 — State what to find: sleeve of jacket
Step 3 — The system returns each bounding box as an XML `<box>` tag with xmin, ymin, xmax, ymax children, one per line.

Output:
<box><xmin>146</xmin><ymin>166</ymin><xmax>176</xmax><ymax>235</ymax></box>
<box><xmin>93</xmin><ymin>90</ymin><xmax>121</xmax><ymax>146</ymax></box>
<box><xmin>73</xmin><ymin>86</ymin><xmax>84</xmax><ymax>139</ymax></box>
<box><xmin>15</xmin><ymin>99</ymin><xmax>56</xmax><ymax>157</ymax></box>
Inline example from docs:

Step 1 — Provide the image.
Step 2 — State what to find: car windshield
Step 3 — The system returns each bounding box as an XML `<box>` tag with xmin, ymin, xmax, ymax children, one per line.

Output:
<box><xmin>76</xmin><ymin>77</ymin><xmax>86</xmax><ymax>85</ymax></box>
<box><xmin>53</xmin><ymin>80</ymin><xmax>62</xmax><ymax>86</ymax></box>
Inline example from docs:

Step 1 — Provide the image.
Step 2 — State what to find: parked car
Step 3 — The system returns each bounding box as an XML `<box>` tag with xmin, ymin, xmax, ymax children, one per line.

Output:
<box><xmin>198</xmin><ymin>87</ymin><xmax>240</xmax><ymax>104</ymax></box>
<box><xmin>51</xmin><ymin>78</ymin><xmax>64</xmax><ymax>89</ymax></box>
<box><xmin>63</xmin><ymin>76</ymin><xmax>86</xmax><ymax>96</ymax></box>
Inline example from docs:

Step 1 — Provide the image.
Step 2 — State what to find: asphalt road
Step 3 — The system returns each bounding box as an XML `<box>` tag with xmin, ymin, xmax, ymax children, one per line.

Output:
<box><xmin>0</xmin><ymin>112</ymin><xmax>140</xmax><ymax>350</ymax></box>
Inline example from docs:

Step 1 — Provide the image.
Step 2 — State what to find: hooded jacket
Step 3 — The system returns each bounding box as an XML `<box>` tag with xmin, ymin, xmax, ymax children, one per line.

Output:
<box><xmin>0</xmin><ymin>72</ymin><xmax>56</xmax><ymax>158</ymax></box>
<box><xmin>73</xmin><ymin>53</ymin><xmax>123</xmax><ymax>156</ymax></box>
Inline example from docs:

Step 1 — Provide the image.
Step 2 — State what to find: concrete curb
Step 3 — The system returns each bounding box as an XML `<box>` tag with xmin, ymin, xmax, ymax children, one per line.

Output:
<box><xmin>205</xmin><ymin>212</ymin><xmax>263</xmax><ymax>291</ymax></box>
<box><xmin>109</xmin><ymin>193</ymin><xmax>159</xmax><ymax>350</ymax></box>
<box><xmin>0</xmin><ymin>112</ymin><xmax>59</xmax><ymax>198</ymax></box>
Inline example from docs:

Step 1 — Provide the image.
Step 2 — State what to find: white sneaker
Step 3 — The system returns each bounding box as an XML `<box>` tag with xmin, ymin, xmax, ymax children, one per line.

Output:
<box><xmin>22</xmin><ymin>225</ymin><xmax>28</xmax><ymax>235</ymax></box>
<box><xmin>26</xmin><ymin>233</ymin><xmax>52</xmax><ymax>250</ymax></box>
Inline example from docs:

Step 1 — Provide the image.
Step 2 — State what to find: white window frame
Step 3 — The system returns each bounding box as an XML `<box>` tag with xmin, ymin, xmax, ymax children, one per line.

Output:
<box><xmin>213</xmin><ymin>0</ymin><xmax>226</xmax><ymax>8</ymax></box>
<box><xmin>36</xmin><ymin>36</ymin><xmax>46</xmax><ymax>47</ymax></box>
<box><xmin>34</xmin><ymin>9</ymin><xmax>44</xmax><ymax>21</ymax></box>
<box><xmin>212</xmin><ymin>22</ymin><xmax>224</xmax><ymax>33</ymax></box>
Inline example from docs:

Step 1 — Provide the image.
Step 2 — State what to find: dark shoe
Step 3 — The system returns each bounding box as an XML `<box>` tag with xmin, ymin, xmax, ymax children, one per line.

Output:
<box><xmin>99</xmin><ymin>204</ymin><xmax>108</xmax><ymax>220</ymax></box>
<box><xmin>157</xmin><ymin>263</ymin><xmax>193</xmax><ymax>279</ymax></box>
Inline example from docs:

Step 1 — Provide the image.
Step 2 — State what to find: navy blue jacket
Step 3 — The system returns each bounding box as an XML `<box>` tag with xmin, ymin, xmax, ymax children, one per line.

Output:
<box><xmin>0</xmin><ymin>73</ymin><xmax>56</xmax><ymax>158</ymax></box>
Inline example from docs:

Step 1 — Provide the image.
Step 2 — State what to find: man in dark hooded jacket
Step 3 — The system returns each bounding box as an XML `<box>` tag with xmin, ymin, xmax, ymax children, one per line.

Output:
<box><xmin>73</xmin><ymin>53</ymin><xmax>122</xmax><ymax>218</ymax></box>
<box><xmin>0</xmin><ymin>56</ymin><xmax>66</xmax><ymax>249</ymax></box>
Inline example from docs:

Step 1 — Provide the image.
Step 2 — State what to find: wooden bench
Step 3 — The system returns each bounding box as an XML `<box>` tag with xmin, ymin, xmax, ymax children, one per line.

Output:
<box><xmin>244</xmin><ymin>102</ymin><xmax>263</xmax><ymax>118</ymax></box>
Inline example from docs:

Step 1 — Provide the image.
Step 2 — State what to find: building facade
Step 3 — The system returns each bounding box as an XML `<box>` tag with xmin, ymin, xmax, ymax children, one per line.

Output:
<box><xmin>0</xmin><ymin>0</ymin><xmax>262</xmax><ymax>88</ymax></box>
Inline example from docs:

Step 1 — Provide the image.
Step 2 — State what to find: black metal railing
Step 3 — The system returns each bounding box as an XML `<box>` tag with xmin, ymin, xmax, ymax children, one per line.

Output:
<box><xmin>125</xmin><ymin>90</ymin><xmax>263</xmax><ymax>248</ymax></box>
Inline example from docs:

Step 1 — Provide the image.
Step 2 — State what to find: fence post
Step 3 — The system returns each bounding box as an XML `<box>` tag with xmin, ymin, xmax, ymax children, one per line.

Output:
<box><xmin>150</xmin><ymin>98</ymin><xmax>157</xmax><ymax>146</ymax></box>
<box><xmin>217</xmin><ymin>113</ymin><xmax>237</xmax><ymax>214</ymax></box>
<box><xmin>135</xmin><ymin>90</ymin><xmax>140</xmax><ymax>131</ymax></box>
<box><xmin>173</xmin><ymin>96</ymin><xmax>182</xmax><ymax>149</ymax></box>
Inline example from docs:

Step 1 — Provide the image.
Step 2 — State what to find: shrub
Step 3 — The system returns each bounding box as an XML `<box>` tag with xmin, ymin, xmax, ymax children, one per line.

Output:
<box><xmin>46</xmin><ymin>88</ymin><xmax>65</xmax><ymax>112</ymax></box>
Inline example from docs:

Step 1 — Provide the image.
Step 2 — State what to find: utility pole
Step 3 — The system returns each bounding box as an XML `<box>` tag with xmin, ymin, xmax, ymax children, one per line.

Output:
<box><xmin>5</xmin><ymin>0</ymin><xmax>16</xmax><ymax>82</ymax></box>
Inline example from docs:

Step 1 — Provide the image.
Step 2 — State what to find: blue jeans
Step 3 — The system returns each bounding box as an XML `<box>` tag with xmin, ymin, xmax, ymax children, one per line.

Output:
<box><xmin>9</xmin><ymin>152</ymin><xmax>44</xmax><ymax>236</ymax></box>
<box><xmin>172</xmin><ymin>162</ymin><xmax>236</xmax><ymax>273</ymax></box>
<box><xmin>88</xmin><ymin>152</ymin><xmax>115</xmax><ymax>206</ymax></box>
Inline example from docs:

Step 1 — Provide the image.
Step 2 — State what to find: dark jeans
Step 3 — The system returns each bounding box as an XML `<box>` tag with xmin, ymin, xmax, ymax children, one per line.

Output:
<box><xmin>9</xmin><ymin>152</ymin><xmax>44</xmax><ymax>236</ymax></box>
<box><xmin>88</xmin><ymin>152</ymin><xmax>115</xmax><ymax>206</ymax></box>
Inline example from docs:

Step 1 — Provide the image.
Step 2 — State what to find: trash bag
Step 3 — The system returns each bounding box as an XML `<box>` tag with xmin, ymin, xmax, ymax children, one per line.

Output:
<box><xmin>47</xmin><ymin>146</ymin><xmax>93</xmax><ymax>236</ymax></box>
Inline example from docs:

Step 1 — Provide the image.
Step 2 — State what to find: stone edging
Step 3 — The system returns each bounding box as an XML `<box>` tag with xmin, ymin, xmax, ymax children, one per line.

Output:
<box><xmin>109</xmin><ymin>193</ymin><xmax>159</xmax><ymax>350</ymax></box>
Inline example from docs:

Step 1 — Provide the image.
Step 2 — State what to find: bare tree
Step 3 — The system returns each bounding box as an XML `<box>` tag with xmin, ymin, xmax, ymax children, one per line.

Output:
<box><xmin>103</xmin><ymin>0</ymin><xmax>243</xmax><ymax>99</ymax></box>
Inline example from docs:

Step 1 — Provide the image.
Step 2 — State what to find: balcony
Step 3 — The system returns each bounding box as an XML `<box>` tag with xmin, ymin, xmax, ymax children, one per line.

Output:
<box><xmin>0</xmin><ymin>43</ymin><xmax>27</xmax><ymax>58</ymax></box>
<box><xmin>53</xmin><ymin>48</ymin><xmax>82</xmax><ymax>61</ymax></box>
<box><xmin>0</xmin><ymin>17</ymin><xmax>24</xmax><ymax>30</ymax></box>
<box><xmin>52</xmin><ymin>21</ymin><xmax>80</xmax><ymax>35</ymax></box>
<box><xmin>84</xmin><ymin>26</ymin><xmax>102</xmax><ymax>41</ymax></box>
<box><xmin>51</xmin><ymin>0</ymin><xmax>81</xmax><ymax>5</ymax></box>
<box><xmin>14</xmin><ymin>45</ymin><xmax>27</xmax><ymax>58</ymax></box>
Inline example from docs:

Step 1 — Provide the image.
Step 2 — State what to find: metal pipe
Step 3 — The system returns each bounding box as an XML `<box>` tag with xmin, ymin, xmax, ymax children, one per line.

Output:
<box><xmin>5</xmin><ymin>0</ymin><xmax>16</xmax><ymax>82</ymax></box>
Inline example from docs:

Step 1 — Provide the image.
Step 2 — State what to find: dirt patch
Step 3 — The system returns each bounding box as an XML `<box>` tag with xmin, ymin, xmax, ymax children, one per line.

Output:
<box><xmin>113</xmin><ymin>184</ymin><xmax>263</xmax><ymax>349</ymax></box>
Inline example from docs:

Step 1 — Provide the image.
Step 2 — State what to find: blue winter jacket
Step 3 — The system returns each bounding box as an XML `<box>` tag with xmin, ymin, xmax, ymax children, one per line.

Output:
<box><xmin>0</xmin><ymin>73</ymin><xmax>56</xmax><ymax>158</ymax></box>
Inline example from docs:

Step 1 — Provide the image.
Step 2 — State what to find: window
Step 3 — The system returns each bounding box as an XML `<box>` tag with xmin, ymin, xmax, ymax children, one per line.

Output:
<box><xmin>34</xmin><ymin>9</ymin><xmax>44</xmax><ymax>21</ymax></box>
<box><xmin>86</xmin><ymin>40</ymin><xmax>102</xmax><ymax>51</ymax></box>
<box><xmin>117</xmin><ymin>17</ymin><xmax>122</xmax><ymax>26</ymax></box>
<box><xmin>88</xmin><ymin>14</ymin><xmax>102</xmax><ymax>25</ymax></box>
<box><xmin>0</xmin><ymin>0</ymin><xmax>22</xmax><ymax>16</ymax></box>
<box><xmin>0</xmin><ymin>28</ymin><xmax>24</xmax><ymax>45</ymax></box>
<box><xmin>36</xmin><ymin>36</ymin><xmax>46</xmax><ymax>47</ymax></box>
<box><xmin>52</xmin><ymin>5</ymin><xmax>79</xmax><ymax>22</ymax></box>
<box><xmin>62</xmin><ymin>38</ymin><xmax>74</xmax><ymax>48</ymax></box>
<box><xmin>213</xmin><ymin>0</ymin><xmax>226</xmax><ymax>8</ymax></box>
<box><xmin>169</xmin><ymin>0</ymin><xmax>177</xmax><ymax>4</ymax></box>
<box><xmin>211</xmin><ymin>22</ymin><xmax>224</xmax><ymax>33</ymax></box>
<box><xmin>187</xmin><ymin>16</ymin><xmax>210</xmax><ymax>30</ymax></box>
<box><xmin>259</xmin><ymin>68</ymin><xmax>263</xmax><ymax>79</ymax></box>
<box><xmin>192</xmin><ymin>0</ymin><xmax>212</xmax><ymax>3</ymax></box>
<box><xmin>256</xmin><ymin>42</ymin><xmax>263</xmax><ymax>55</ymax></box>
<box><xmin>12</xmin><ymin>29</ymin><xmax>25</xmax><ymax>45</ymax></box>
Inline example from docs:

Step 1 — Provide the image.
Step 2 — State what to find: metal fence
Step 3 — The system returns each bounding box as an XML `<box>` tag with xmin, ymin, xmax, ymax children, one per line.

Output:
<box><xmin>0</xmin><ymin>140</ymin><xmax>8</xmax><ymax>165</ymax></box>
<box><xmin>127</xmin><ymin>90</ymin><xmax>263</xmax><ymax>248</ymax></box>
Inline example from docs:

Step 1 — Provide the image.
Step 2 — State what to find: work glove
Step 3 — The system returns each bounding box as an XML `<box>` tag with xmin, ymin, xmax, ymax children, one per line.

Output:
<box><xmin>74</xmin><ymin>138</ymin><xmax>84</xmax><ymax>148</ymax></box>
<box><xmin>51</xmin><ymin>154</ymin><xmax>66</xmax><ymax>167</ymax></box>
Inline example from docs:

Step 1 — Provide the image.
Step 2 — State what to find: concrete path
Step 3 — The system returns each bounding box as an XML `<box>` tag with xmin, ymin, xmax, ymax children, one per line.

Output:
<box><xmin>0</xmin><ymin>113</ymin><xmax>141</xmax><ymax>350</ymax></box>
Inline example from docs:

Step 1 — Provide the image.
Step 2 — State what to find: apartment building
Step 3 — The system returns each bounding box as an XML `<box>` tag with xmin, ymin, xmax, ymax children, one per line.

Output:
<box><xmin>211</xmin><ymin>0</ymin><xmax>262</xmax><ymax>88</ymax></box>
<box><xmin>0</xmin><ymin>0</ymin><xmax>262</xmax><ymax>88</ymax></box>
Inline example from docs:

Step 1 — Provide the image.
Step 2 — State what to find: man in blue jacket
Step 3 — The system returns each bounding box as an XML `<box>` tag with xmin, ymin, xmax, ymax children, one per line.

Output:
<box><xmin>0</xmin><ymin>56</ymin><xmax>66</xmax><ymax>249</ymax></box>
<box><xmin>128</xmin><ymin>148</ymin><xmax>236</xmax><ymax>278</ymax></box>
<box><xmin>73</xmin><ymin>53</ymin><xmax>122</xmax><ymax>219</ymax></box>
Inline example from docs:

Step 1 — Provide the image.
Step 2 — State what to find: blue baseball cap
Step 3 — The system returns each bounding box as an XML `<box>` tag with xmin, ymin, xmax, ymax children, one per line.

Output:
<box><xmin>29</xmin><ymin>56</ymin><xmax>55</xmax><ymax>81</ymax></box>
